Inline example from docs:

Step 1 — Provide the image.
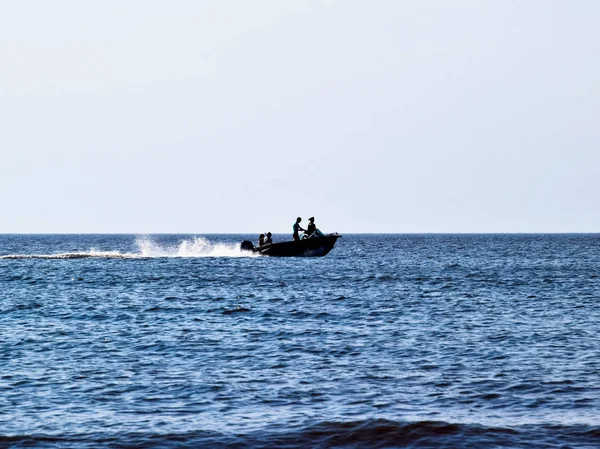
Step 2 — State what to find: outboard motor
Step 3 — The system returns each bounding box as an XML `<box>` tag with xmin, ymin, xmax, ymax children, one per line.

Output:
<box><xmin>240</xmin><ymin>240</ymin><xmax>255</xmax><ymax>252</ymax></box>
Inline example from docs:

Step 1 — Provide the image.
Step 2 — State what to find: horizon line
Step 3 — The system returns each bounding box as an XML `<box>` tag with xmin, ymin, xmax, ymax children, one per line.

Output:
<box><xmin>0</xmin><ymin>232</ymin><xmax>599</xmax><ymax>235</ymax></box>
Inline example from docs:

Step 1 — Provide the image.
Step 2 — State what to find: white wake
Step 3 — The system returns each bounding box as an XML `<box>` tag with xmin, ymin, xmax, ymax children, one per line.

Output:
<box><xmin>0</xmin><ymin>236</ymin><xmax>254</xmax><ymax>259</ymax></box>
<box><xmin>134</xmin><ymin>236</ymin><xmax>251</xmax><ymax>258</ymax></box>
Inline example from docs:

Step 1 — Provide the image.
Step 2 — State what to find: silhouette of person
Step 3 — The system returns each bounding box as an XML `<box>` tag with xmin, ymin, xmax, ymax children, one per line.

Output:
<box><xmin>258</xmin><ymin>233</ymin><xmax>265</xmax><ymax>247</ymax></box>
<box><xmin>306</xmin><ymin>217</ymin><xmax>316</xmax><ymax>238</ymax></box>
<box><xmin>293</xmin><ymin>217</ymin><xmax>305</xmax><ymax>242</ymax></box>
<box><xmin>264</xmin><ymin>232</ymin><xmax>272</xmax><ymax>245</ymax></box>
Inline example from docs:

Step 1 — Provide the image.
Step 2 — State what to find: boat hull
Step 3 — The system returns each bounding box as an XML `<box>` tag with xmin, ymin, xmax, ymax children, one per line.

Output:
<box><xmin>241</xmin><ymin>234</ymin><xmax>341</xmax><ymax>257</ymax></box>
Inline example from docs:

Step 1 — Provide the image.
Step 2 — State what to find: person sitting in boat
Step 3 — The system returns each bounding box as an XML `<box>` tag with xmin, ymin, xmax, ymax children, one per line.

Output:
<box><xmin>293</xmin><ymin>217</ymin><xmax>305</xmax><ymax>242</ymax></box>
<box><xmin>305</xmin><ymin>217</ymin><xmax>317</xmax><ymax>238</ymax></box>
<box><xmin>305</xmin><ymin>217</ymin><xmax>324</xmax><ymax>238</ymax></box>
<box><xmin>264</xmin><ymin>232</ymin><xmax>272</xmax><ymax>245</ymax></box>
<box><xmin>258</xmin><ymin>233</ymin><xmax>265</xmax><ymax>247</ymax></box>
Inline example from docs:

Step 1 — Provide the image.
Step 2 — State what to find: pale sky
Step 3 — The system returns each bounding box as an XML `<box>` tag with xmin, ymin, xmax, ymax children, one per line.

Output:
<box><xmin>1</xmin><ymin>1</ymin><xmax>598</xmax><ymax>233</ymax></box>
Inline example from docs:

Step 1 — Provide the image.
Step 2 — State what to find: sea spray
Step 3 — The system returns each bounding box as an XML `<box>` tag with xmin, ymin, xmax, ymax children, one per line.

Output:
<box><xmin>135</xmin><ymin>235</ymin><xmax>251</xmax><ymax>258</ymax></box>
<box><xmin>0</xmin><ymin>236</ymin><xmax>255</xmax><ymax>259</ymax></box>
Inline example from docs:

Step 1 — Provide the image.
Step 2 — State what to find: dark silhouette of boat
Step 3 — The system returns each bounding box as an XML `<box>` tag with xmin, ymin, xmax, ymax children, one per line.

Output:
<box><xmin>240</xmin><ymin>234</ymin><xmax>341</xmax><ymax>257</ymax></box>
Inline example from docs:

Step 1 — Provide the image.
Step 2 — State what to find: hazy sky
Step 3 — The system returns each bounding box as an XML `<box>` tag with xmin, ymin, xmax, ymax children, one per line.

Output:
<box><xmin>1</xmin><ymin>1</ymin><xmax>598</xmax><ymax>233</ymax></box>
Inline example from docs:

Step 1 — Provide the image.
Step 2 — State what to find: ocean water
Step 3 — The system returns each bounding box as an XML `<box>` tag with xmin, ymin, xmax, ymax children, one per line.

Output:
<box><xmin>1</xmin><ymin>234</ymin><xmax>599</xmax><ymax>448</ymax></box>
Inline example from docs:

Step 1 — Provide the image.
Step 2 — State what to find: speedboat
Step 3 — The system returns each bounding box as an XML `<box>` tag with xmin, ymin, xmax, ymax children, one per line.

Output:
<box><xmin>240</xmin><ymin>233</ymin><xmax>341</xmax><ymax>257</ymax></box>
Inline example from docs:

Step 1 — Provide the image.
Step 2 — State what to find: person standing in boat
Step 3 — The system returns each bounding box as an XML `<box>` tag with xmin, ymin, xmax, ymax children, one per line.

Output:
<box><xmin>258</xmin><ymin>234</ymin><xmax>265</xmax><ymax>247</ymax></box>
<box><xmin>264</xmin><ymin>232</ymin><xmax>273</xmax><ymax>245</ymax></box>
<box><xmin>292</xmin><ymin>217</ymin><xmax>305</xmax><ymax>242</ymax></box>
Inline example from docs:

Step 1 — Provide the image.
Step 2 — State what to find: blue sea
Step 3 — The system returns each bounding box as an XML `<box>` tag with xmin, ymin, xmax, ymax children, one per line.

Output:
<box><xmin>1</xmin><ymin>234</ymin><xmax>599</xmax><ymax>448</ymax></box>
